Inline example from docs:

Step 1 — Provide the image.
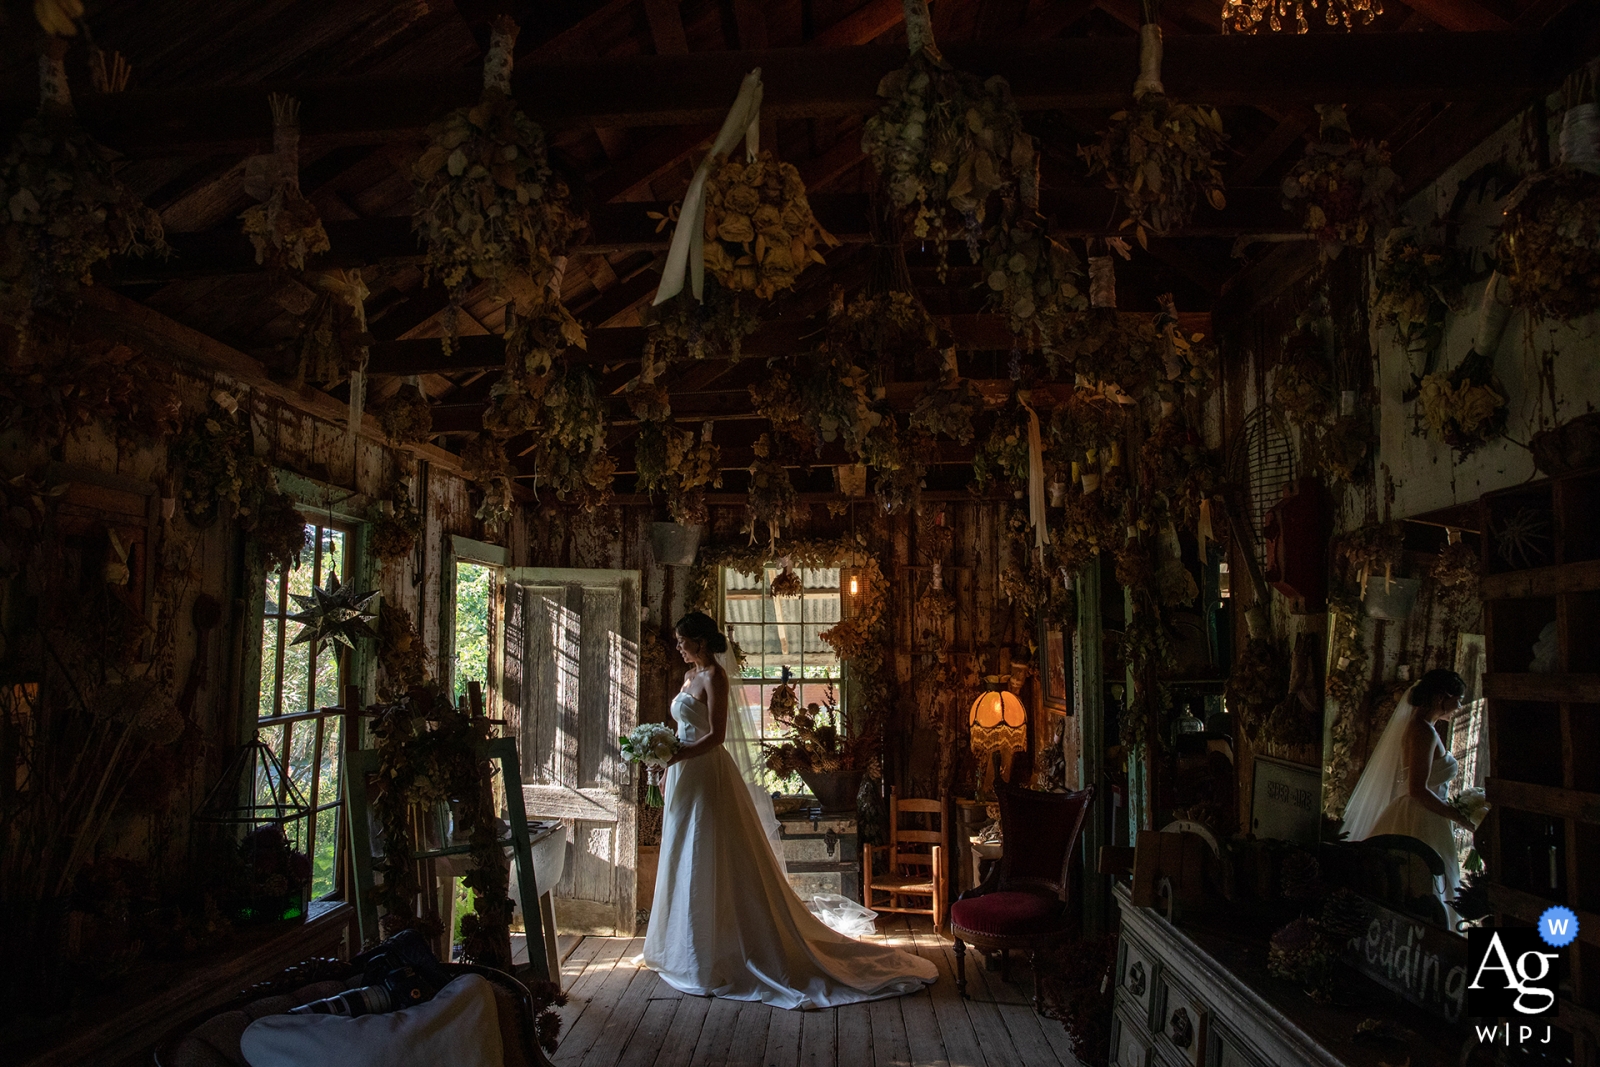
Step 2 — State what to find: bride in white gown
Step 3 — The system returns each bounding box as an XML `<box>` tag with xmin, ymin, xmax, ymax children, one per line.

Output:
<box><xmin>641</xmin><ymin>611</ymin><xmax>938</xmax><ymax>1009</ymax></box>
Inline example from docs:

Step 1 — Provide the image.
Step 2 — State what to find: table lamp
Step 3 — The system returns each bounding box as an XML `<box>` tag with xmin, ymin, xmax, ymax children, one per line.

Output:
<box><xmin>969</xmin><ymin>686</ymin><xmax>1027</xmax><ymax>798</ymax></box>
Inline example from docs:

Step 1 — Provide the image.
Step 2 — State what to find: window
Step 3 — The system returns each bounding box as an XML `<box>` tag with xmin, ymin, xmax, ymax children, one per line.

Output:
<box><xmin>452</xmin><ymin>560</ymin><xmax>494</xmax><ymax>706</ymax></box>
<box><xmin>256</xmin><ymin>520</ymin><xmax>349</xmax><ymax>899</ymax></box>
<box><xmin>723</xmin><ymin>566</ymin><xmax>842</xmax><ymax>785</ymax></box>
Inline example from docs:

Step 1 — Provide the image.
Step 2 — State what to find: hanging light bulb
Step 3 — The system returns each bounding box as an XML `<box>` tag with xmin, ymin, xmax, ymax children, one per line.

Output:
<box><xmin>849</xmin><ymin>575</ymin><xmax>859</xmax><ymax>596</ymax></box>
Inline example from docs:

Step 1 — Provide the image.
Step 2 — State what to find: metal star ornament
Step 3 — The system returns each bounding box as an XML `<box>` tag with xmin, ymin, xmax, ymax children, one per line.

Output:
<box><xmin>288</xmin><ymin>573</ymin><xmax>378</xmax><ymax>653</ymax></box>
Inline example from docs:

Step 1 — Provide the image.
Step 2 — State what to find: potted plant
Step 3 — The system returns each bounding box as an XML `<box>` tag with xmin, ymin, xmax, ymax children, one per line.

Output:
<box><xmin>761</xmin><ymin>684</ymin><xmax>870</xmax><ymax>813</ymax></box>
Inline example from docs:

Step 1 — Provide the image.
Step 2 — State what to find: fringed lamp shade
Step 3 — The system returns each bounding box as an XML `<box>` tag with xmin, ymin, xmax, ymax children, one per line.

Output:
<box><xmin>969</xmin><ymin>690</ymin><xmax>1027</xmax><ymax>791</ymax></box>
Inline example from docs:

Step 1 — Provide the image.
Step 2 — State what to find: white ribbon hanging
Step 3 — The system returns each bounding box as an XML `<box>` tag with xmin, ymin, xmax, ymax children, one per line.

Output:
<box><xmin>654</xmin><ymin>70</ymin><xmax>765</xmax><ymax>306</ymax></box>
<box><xmin>1023</xmin><ymin>401</ymin><xmax>1051</xmax><ymax>556</ymax></box>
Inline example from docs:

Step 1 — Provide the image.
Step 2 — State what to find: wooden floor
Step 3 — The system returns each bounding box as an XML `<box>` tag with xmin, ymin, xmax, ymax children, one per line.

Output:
<box><xmin>545</xmin><ymin>917</ymin><xmax>1083</xmax><ymax>1067</ymax></box>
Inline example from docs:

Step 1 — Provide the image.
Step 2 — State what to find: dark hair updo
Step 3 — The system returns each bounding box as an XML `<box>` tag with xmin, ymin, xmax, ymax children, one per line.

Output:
<box><xmin>675</xmin><ymin>611</ymin><xmax>728</xmax><ymax>654</ymax></box>
<box><xmin>1412</xmin><ymin>668</ymin><xmax>1467</xmax><ymax>709</ymax></box>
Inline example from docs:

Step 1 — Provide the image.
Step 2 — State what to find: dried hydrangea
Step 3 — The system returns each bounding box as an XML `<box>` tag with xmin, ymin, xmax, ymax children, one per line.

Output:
<box><xmin>861</xmin><ymin>49</ymin><xmax>1033</xmax><ymax>276</ymax></box>
<box><xmin>702</xmin><ymin>150</ymin><xmax>836</xmax><ymax>300</ymax></box>
<box><xmin>981</xmin><ymin>209</ymin><xmax>1087</xmax><ymax>347</ymax></box>
<box><xmin>748</xmin><ymin>364</ymin><xmax>816</xmax><ymax>453</ymax></box>
<box><xmin>411</xmin><ymin>19</ymin><xmax>583</xmax><ymax>346</ymax></box>
<box><xmin>1079</xmin><ymin>98</ymin><xmax>1228</xmax><ymax>248</ymax></box>
<box><xmin>861</xmin><ymin>417</ymin><xmax>934</xmax><ymax>516</ymax></box>
<box><xmin>908</xmin><ymin>379</ymin><xmax>982</xmax><ymax>444</ymax></box>
<box><xmin>1282</xmin><ymin>110</ymin><xmax>1398</xmax><ymax>259</ymax></box>
<box><xmin>1497</xmin><ymin>166</ymin><xmax>1600</xmax><ymax>322</ymax></box>
<box><xmin>510</xmin><ymin>364</ymin><xmax>615</xmax><ymax>505</ymax></box>
<box><xmin>1417</xmin><ymin>350</ymin><xmax>1506</xmax><ymax>458</ymax></box>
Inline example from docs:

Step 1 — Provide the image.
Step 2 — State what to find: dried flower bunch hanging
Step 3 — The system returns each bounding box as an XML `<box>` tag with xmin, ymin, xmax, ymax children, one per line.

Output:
<box><xmin>862</xmin><ymin>417</ymin><xmax>935</xmax><ymax>515</ymax></box>
<box><xmin>1272</xmin><ymin>357</ymin><xmax>1332</xmax><ymax>426</ymax></box>
<box><xmin>636</xmin><ymin>420</ymin><xmax>721</xmax><ymax>526</ymax></box>
<box><xmin>286</xmin><ymin>270</ymin><xmax>372</xmax><ymax>390</ymax></box>
<box><xmin>744</xmin><ymin>433</ymin><xmax>805</xmax><ymax>544</ymax></box>
<box><xmin>860</xmin><ymin>2</ymin><xmax>1033</xmax><ymax>276</ymax></box>
<box><xmin>0</xmin><ymin>41</ymin><xmax>167</xmax><ymax>331</ymax></box>
<box><xmin>505</xmin><ymin>297</ymin><xmax>586</xmax><ymax>379</ymax></box>
<box><xmin>762</xmin><ymin>684</ymin><xmax>874</xmax><ymax>778</ymax></box>
<box><xmin>1079</xmin><ymin>16</ymin><xmax>1227</xmax><ymax>249</ymax></box>
<box><xmin>239</xmin><ymin>95</ymin><xmax>329</xmax><ymax>272</ymax></box>
<box><xmin>981</xmin><ymin>206</ymin><xmax>1087</xmax><ymax>346</ymax></box>
<box><xmin>173</xmin><ymin>397</ymin><xmax>308</xmax><ymax>574</ymax></box>
<box><xmin>701</xmin><ymin>150</ymin><xmax>837</xmax><ymax>299</ymax></box>
<box><xmin>0</xmin><ymin>331</ymin><xmax>180</xmax><ymax>450</ymax></box>
<box><xmin>831</xmin><ymin>288</ymin><xmax>939</xmax><ymax>373</ymax></box>
<box><xmin>1047</xmin><ymin>310</ymin><xmax>1163</xmax><ymax>400</ymax></box>
<box><xmin>974</xmin><ymin>404</ymin><xmax>1031</xmax><ymax>491</ymax></box>
<box><xmin>1417</xmin><ymin>348</ymin><xmax>1507</xmax><ymax>457</ymax></box>
<box><xmin>1371</xmin><ymin>228</ymin><xmax>1469</xmax><ymax>361</ymax></box>
<box><xmin>460</xmin><ymin>434</ymin><xmax>516</xmax><ymax>534</ymax></box>
<box><xmin>411</xmin><ymin>17</ymin><xmax>583</xmax><ymax>347</ymax></box>
<box><xmin>645</xmin><ymin>278</ymin><xmax>762</xmax><ymax>362</ymax></box>
<box><xmin>770</xmin><ymin>565</ymin><xmax>804</xmax><ymax>599</ymax></box>
<box><xmin>512</xmin><ymin>364</ymin><xmax>615</xmax><ymax>505</ymax></box>
<box><xmin>1282</xmin><ymin>106</ymin><xmax>1398</xmax><ymax>259</ymax></box>
<box><xmin>909</xmin><ymin>377</ymin><xmax>982</xmax><ymax>444</ymax></box>
<box><xmin>748</xmin><ymin>363</ymin><xmax>817</xmax><ymax>453</ymax></box>
<box><xmin>369</xmin><ymin>479</ymin><xmax>422</xmax><ymax>564</ymax></box>
<box><xmin>375</xmin><ymin>381</ymin><xmax>433</xmax><ymax>445</ymax></box>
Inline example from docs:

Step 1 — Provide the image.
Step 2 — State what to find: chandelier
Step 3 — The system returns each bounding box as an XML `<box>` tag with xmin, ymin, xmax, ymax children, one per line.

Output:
<box><xmin>1222</xmin><ymin>0</ymin><xmax>1382</xmax><ymax>33</ymax></box>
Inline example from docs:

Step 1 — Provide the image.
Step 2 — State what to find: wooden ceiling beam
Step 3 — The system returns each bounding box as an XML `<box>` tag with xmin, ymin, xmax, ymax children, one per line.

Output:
<box><xmin>99</xmin><ymin>188</ymin><xmax>1298</xmax><ymax>283</ymax></box>
<box><xmin>18</xmin><ymin>30</ymin><xmax>1585</xmax><ymax>158</ymax></box>
<box><xmin>364</xmin><ymin>311</ymin><xmax>1213</xmax><ymax>376</ymax></box>
<box><xmin>1399</xmin><ymin>0</ymin><xmax>1511</xmax><ymax>32</ymax></box>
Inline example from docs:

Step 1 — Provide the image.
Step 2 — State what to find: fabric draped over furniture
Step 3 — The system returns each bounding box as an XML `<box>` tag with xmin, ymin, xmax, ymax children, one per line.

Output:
<box><xmin>948</xmin><ymin>783</ymin><xmax>1095</xmax><ymax>1009</ymax></box>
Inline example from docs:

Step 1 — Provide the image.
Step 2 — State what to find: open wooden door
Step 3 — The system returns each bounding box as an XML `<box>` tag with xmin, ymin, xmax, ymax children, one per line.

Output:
<box><xmin>505</xmin><ymin>567</ymin><xmax>640</xmax><ymax>935</ymax></box>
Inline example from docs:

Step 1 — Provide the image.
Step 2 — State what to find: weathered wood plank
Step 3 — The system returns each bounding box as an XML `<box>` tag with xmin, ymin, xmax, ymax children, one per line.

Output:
<box><xmin>903</xmin><ymin>920</ymin><xmax>987</xmax><ymax>1067</ymax></box>
<box><xmin>1486</xmin><ymin>777</ymin><xmax>1600</xmax><ymax>825</ymax></box>
<box><xmin>764</xmin><ymin>1002</ymin><xmax>805</xmax><ymax>1067</ymax></box>
<box><xmin>652</xmin><ymin>992</ymin><xmax>713</xmax><ymax>1067</ymax></box>
<box><xmin>615</xmin><ymin>992</ymin><xmax>683</xmax><ymax>1067</ymax></box>
<box><xmin>1480</xmin><ymin>559</ymin><xmax>1600</xmax><ymax>600</ymax></box>
<box><xmin>800</xmin><ymin>1005</ymin><xmax>838</xmax><ymax>1067</ymax></box>
<box><xmin>1488</xmin><ymin>883</ymin><xmax>1600</xmax><ymax>948</ymax></box>
<box><xmin>552</xmin><ymin>937</ymin><xmax>635</xmax><ymax>1065</ymax></box>
<box><xmin>575</xmin><ymin>948</ymin><xmax>662</xmax><ymax>1067</ymax></box>
<box><xmin>1484</xmin><ymin>673</ymin><xmax>1600</xmax><ymax>703</ymax></box>
<box><xmin>724</xmin><ymin>1000</ymin><xmax>777</xmax><ymax>1067</ymax></box>
<box><xmin>686</xmin><ymin>995</ymin><xmax>745</xmax><ymax>1067</ymax></box>
<box><xmin>867</xmin><ymin>995</ymin><xmax>912</xmax><ymax>1067</ymax></box>
<box><xmin>956</xmin><ymin>931</ymin><xmax>1067</xmax><ymax>1067</ymax></box>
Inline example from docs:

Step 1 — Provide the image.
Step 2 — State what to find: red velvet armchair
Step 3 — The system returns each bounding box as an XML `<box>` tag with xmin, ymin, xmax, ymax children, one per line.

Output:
<box><xmin>948</xmin><ymin>782</ymin><xmax>1095</xmax><ymax>1009</ymax></box>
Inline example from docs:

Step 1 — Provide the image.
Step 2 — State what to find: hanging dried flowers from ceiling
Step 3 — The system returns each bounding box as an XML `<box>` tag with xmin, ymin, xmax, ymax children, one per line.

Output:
<box><xmin>0</xmin><ymin>40</ymin><xmax>167</xmax><ymax>332</ymax></box>
<box><xmin>487</xmin><ymin>361</ymin><xmax>615</xmax><ymax>508</ymax></box>
<box><xmin>770</xmin><ymin>564</ymin><xmax>804</xmax><ymax>599</ymax></box>
<box><xmin>636</xmin><ymin>420</ymin><xmax>721</xmax><ymax>526</ymax></box>
<box><xmin>1078</xmin><ymin>21</ymin><xmax>1227</xmax><ymax>250</ymax></box>
<box><xmin>749</xmin><ymin>363</ymin><xmax>818</xmax><ymax>454</ymax></box>
<box><xmin>375</xmin><ymin>380</ymin><xmax>433</xmax><ymax>446</ymax></box>
<box><xmin>1281</xmin><ymin>106</ymin><xmax>1398</xmax><ymax>259</ymax></box>
<box><xmin>860</xmin><ymin>1</ymin><xmax>1033</xmax><ymax>277</ymax></box>
<box><xmin>504</xmin><ymin>287</ymin><xmax>586</xmax><ymax>378</ymax></box>
<box><xmin>974</xmin><ymin>403</ymin><xmax>1032</xmax><ymax>493</ymax></box>
<box><xmin>1045</xmin><ymin>310</ymin><xmax>1163</xmax><ymax>402</ymax></box>
<box><xmin>239</xmin><ymin>95</ymin><xmax>330</xmax><ymax>273</ymax></box>
<box><xmin>646</xmin><ymin>278</ymin><xmax>763</xmax><ymax>362</ymax></box>
<box><xmin>744</xmin><ymin>433</ymin><xmax>805</xmax><ymax>545</ymax></box>
<box><xmin>862</xmin><ymin>416</ymin><xmax>935</xmax><ymax>516</ymax></box>
<box><xmin>460</xmin><ymin>434</ymin><xmax>517</xmax><ymax>535</ymax></box>
<box><xmin>411</xmin><ymin>17</ymin><xmax>584</xmax><ymax>348</ymax></box>
<box><xmin>0</xmin><ymin>331</ymin><xmax>180</xmax><ymax>451</ymax></box>
<box><xmin>1371</xmin><ymin>228</ymin><xmax>1470</xmax><ymax>362</ymax></box>
<box><xmin>981</xmin><ymin>205</ymin><xmax>1087</xmax><ymax>347</ymax></box>
<box><xmin>909</xmin><ymin>376</ymin><xmax>983</xmax><ymax>445</ymax></box>
<box><xmin>702</xmin><ymin>150</ymin><xmax>837</xmax><ymax>300</ymax></box>
<box><xmin>369</xmin><ymin>478</ymin><xmax>422</xmax><ymax>565</ymax></box>
<box><xmin>831</xmin><ymin>288</ymin><xmax>940</xmax><ymax>374</ymax></box>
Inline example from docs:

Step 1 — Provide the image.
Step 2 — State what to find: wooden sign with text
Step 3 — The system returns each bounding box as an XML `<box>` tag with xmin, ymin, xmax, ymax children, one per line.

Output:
<box><xmin>1343</xmin><ymin>896</ymin><xmax>1470</xmax><ymax>1024</ymax></box>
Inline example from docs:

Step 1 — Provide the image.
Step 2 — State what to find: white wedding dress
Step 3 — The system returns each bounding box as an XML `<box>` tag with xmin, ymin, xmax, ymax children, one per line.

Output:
<box><xmin>641</xmin><ymin>690</ymin><xmax>938</xmax><ymax>1009</ymax></box>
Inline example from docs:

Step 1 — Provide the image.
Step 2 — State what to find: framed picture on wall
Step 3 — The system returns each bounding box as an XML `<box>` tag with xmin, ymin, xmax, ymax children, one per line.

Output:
<box><xmin>1043</xmin><ymin>628</ymin><xmax>1069</xmax><ymax>712</ymax></box>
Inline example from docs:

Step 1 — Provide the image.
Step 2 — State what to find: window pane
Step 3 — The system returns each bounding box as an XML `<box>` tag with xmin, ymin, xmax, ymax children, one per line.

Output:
<box><xmin>256</xmin><ymin>724</ymin><xmax>285</xmax><ymax>809</ymax></box>
<box><xmin>259</xmin><ymin>611</ymin><xmax>282</xmax><ymax>718</ymax></box>
<box><xmin>318</xmin><ymin>716</ymin><xmax>343</xmax><ymax>807</ymax></box>
<box><xmin>287</xmin><ymin>721</ymin><xmax>316</xmax><ymax>802</ymax></box>
<box><xmin>281</xmin><ymin>637</ymin><xmax>311</xmax><ymax>716</ymax></box>
<box><xmin>312</xmin><ymin>644</ymin><xmax>340</xmax><ymax>710</ymax></box>
<box><xmin>312</xmin><ymin>807</ymin><xmax>339</xmax><ymax>898</ymax></box>
<box><xmin>286</xmin><ymin>531</ymin><xmax>317</xmax><ymax>598</ymax></box>
<box><xmin>454</xmin><ymin>562</ymin><xmax>493</xmax><ymax>704</ymax></box>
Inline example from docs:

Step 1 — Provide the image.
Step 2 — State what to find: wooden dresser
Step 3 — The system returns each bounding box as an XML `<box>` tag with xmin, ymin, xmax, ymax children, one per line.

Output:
<box><xmin>1110</xmin><ymin>883</ymin><xmax>1465</xmax><ymax>1067</ymax></box>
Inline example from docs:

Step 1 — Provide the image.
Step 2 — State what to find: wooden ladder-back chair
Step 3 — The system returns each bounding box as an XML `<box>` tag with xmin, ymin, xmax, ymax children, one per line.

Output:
<box><xmin>863</xmin><ymin>789</ymin><xmax>949</xmax><ymax>928</ymax></box>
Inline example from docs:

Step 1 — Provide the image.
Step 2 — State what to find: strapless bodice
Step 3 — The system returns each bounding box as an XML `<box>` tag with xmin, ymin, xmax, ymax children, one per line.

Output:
<box><xmin>1392</xmin><ymin>731</ymin><xmax>1458</xmax><ymax>801</ymax></box>
<box><xmin>671</xmin><ymin>691</ymin><xmax>712</xmax><ymax>743</ymax></box>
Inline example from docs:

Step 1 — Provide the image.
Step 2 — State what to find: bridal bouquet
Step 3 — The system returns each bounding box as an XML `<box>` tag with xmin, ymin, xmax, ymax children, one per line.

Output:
<box><xmin>1450</xmin><ymin>787</ymin><xmax>1490</xmax><ymax>828</ymax></box>
<box><xmin>621</xmin><ymin>722</ymin><xmax>681</xmax><ymax>807</ymax></box>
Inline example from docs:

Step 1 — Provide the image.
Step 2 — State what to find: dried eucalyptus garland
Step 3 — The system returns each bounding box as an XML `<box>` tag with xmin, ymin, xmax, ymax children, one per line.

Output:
<box><xmin>411</xmin><ymin>18</ymin><xmax>583</xmax><ymax>347</ymax></box>
<box><xmin>981</xmin><ymin>207</ymin><xmax>1087</xmax><ymax>347</ymax></box>
<box><xmin>860</xmin><ymin>7</ymin><xmax>1033</xmax><ymax>278</ymax></box>
<box><xmin>1079</xmin><ymin>20</ymin><xmax>1227</xmax><ymax>250</ymax></box>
